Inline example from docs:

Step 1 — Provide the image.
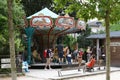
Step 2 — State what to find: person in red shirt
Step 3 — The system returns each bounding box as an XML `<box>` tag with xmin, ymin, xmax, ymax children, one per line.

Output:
<box><xmin>77</xmin><ymin>48</ymin><xmax>84</xmax><ymax>71</ymax></box>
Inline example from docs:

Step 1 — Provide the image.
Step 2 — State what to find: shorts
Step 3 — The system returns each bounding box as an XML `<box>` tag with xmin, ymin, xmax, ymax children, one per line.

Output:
<box><xmin>58</xmin><ymin>52</ymin><xmax>63</xmax><ymax>58</ymax></box>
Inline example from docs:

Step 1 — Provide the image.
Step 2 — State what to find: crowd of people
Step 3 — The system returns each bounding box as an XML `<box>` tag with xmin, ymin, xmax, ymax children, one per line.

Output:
<box><xmin>42</xmin><ymin>45</ymin><xmax>106</xmax><ymax>70</ymax></box>
<box><xmin>18</xmin><ymin>44</ymin><xmax>106</xmax><ymax>71</ymax></box>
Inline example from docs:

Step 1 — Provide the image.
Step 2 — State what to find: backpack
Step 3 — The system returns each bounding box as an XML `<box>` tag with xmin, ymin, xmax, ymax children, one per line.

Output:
<box><xmin>43</xmin><ymin>50</ymin><xmax>47</xmax><ymax>58</ymax></box>
<box><xmin>46</xmin><ymin>49</ymin><xmax>51</xmax><ymax>58</ymax></box>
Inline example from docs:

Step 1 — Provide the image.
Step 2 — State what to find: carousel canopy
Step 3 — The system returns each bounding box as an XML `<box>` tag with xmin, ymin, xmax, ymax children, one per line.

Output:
<box><xmin>25</xmin><ymin>8</ymin><xmax>86</xmax><ymax>49</ymax></box>
<box><xmin>27</xmin><ymin>7</ymin><xmax>59</xmax><ymax>19</ymax></box>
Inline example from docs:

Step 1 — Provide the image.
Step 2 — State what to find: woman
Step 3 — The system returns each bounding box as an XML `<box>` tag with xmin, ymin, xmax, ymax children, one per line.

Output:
<box><xmin>66</xmin><ymin>46</ymin><xmax>72</xmax><ymax>64</ymax></box>
<box><xmin>44</xmin><ymin>48</ymin><xmax>52</xmax><ymax>70</ymax></box>
<box><xmin>77</xmin><ymin>48</ymin><xmax>84</xmax><ymax>71</ymax></box>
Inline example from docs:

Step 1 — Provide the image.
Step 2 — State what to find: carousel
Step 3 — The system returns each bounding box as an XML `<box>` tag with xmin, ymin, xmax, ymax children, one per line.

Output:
<box><xmin>23</xmin><ymin>8</ymin><xmax>86</xmax><ymax>65</ymax></box>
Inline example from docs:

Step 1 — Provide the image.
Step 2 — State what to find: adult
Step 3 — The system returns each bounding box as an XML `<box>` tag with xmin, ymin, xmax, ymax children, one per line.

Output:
<box><xmin>72</xmin><ymin>48</ymin><xmax>78</xmax><ymax>63</ymax></box>
<box><xmin>56</xmin><ymin>44</ymin><xmax>64</xmax><ymax>64</ymax></box>
<box><xmin>86</xmin><ymin>46</ymin><xmax>92</xmax><ymax>62</ymax></box>
<box><xmin>44</xmin><ymin>48</ymin><xmax>52</xmax><ymax>70</ymax></box>
<box><xmin>66</xmin><ymin>46</ymin><xmax>72</xmax><ymax>64</ymax></box>
<box><xmin>77</xmin><ymin>48</ymin><xmax>84</xmax><ymax>71</ymax></box>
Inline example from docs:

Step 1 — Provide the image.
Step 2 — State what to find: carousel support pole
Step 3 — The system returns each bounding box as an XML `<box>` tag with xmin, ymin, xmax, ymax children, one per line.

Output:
<box><xmin>25</xmin><ymin>27</ymin><xmax>35</xmax><ymax>65</ymax></box>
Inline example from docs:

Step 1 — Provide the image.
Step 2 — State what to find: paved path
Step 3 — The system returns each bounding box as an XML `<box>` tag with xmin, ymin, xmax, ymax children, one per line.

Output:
<box><xmin>0</xmin><ymin>67</ymin><xmax>120</xmax><ymax>80</ymax></box>
<box><xmin>66</xmin><ymin>71</ymin><xmax>120</xmax><ymax>80</ymax></box>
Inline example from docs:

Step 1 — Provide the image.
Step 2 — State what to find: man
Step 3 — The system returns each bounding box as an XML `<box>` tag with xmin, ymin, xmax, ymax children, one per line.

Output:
<box><xmin>56</xmin><ymin>44</ymin><xmax>64</xmax><ymax>64</ymax></box>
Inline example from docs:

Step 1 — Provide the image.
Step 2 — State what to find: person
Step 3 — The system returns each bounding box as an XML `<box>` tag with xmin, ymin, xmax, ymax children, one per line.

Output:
<box><xmin>16</xmin><ymin>52</ymin><xmax>22</xmax><ymax>66</ymax></box>
<box><xmin>97</xmin><ymin>47</ymin><xmax>102</xmax><ymax>70</ymax></box>
<box><xmin>50</xmin><ymin>48</ymin><xmax>54</xmax><ymax>63</ymax></box>
<box><xmin>72</xmin><ymin>48</ymin><xmax>78</xmax><ymax>63</ymax></box>
<box><xmin>83</xmin><ymin>55</ymin><xmax>96</xmax><ymax>72</ymax></box>
<box><xmin>66</xmin><ymin>46</ymin><xmax>72</xmax><ymax>64</ymax></box>
<box><xmin>32</xmin><ymin>49</ymin><xmax>41</xmax><ymax>63</ymax></box>
<box><xmin>56</xmin><ymin>44</ymin><xmax>64</xmax><ymax>64</ymax></box>
<box><xmin>22</xmin><ymin>48</ymin><xmax>27</xmax><ymax>62</ymax></box>
<box><xmin>82</xmin><ymin>50</ymin><xmax>87</xmax><ymax>63</ymax></box>
<box><xmin>44</xmin><ymin>48</ymin><xmax>52</xmax><ymax>70</ymax></box>
<box><xmin>63</xmin><ymin>46</ymin><xmax>68</xmax><ymax>63</ymax></box>
<box><xmin>77</xmin><ymin>48</ymin><xmax>84</xmax><ymax>71</ymax></box>
<box><xmin>98</xmin><ymin>48</ymin><xmax>106</xmax><ymax>70</ymax></box>
<box><xmin>86</xmin><ymin>46</ymin><xmax>92</xmax><ymax>62</ymax></box>
<box><xmin>22</xmin><ymin>61</ymin><xmax>30</xmax><ymax>72</ymax></box>
<box><xmin>102</xmin><ymin>52</ymin><xmax>106</xmax><ymax>69</ymax></box>
<box><xmin>16</xmin><ymin>52</ymin><xmax>22</xmax><ymax>72</ymax></box>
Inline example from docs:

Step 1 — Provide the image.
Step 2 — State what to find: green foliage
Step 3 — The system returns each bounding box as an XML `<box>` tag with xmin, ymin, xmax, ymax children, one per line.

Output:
<box><xmin>110</xmin><ymin>21</ymin><xmax>120</xmax><ymax>31</ymax></box>
<box><xmin>0</xmin><ymin>0</ymin><xmax>25</xmax><ymax>55</ymax></box>
<box><xmin>63</xmin><ymin>35</ymin><xmax>77</xmax><ymax>50</ymax></box>
<box><xmin>0</xmin><ymin>68</ymin><xmax>11</xmax><ymax>74</ymax></box>
<box><xmin>77</xmin><ymin>26</ymin><xmax>93</xmax><ymax>49</ymax></box>
<box><xmin>21</xmin><ymin>0</ymin><xmax>53</xmax><ymax>16</ymax></box>
<box><xmin>53</xmin><ymin>0</ymin><xmax>120</xmax><ymax>23</ymax></box>
<box><xmin>53</xmin><ymin>0</ymin><xmax>120</xmax><ymax>51</ymax></box>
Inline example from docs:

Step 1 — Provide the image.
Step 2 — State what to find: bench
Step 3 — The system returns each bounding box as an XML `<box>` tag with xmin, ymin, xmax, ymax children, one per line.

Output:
<box><xmin>58</xmin><ymin>66</ymin><xmax>78</xmax><ymax>77</ymax></box>
<box><xmin>58</xmin><ymin>60</ymin><xmax>86</xmax><ymax>77</ymax></box>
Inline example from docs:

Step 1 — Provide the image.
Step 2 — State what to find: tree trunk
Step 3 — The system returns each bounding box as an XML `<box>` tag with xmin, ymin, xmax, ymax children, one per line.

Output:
<box><xmin>105</xmin><ymin>7</ymin><xmax>111</xmax><ymax>80</ymax></box>
<box><xmin>7</xmin><ymin>0</ymin><xmax>17</xmax><ymax>80</ymax></box>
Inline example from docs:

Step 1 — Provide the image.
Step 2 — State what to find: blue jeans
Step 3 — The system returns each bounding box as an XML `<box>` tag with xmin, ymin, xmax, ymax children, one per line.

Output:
<box><xmin>67</xmin><ymin>56</ymin><xmax>72</xmax><ymax>64</ymax></box>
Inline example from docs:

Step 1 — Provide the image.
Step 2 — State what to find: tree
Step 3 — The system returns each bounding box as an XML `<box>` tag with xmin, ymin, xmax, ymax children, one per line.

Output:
<box><xmin>7</xmin><ymin>0</ymin><xmax>17</xmax><ymax>80</ymax></box>
<box><xmin>77</xmin><ymin>26</ymin><xmax>92</xmax><ymax>49</ymax></box>
<box><xmin>63</xmin><ymin>35</ymin><xmax>77</xmax><ymax>50</ymax></box>
<box><xmin>110</xmin><ymin>21</ymin><xmax>120</xmax><ymax>31</ymax></box>
<box><xmin>54</xmin><ymin>0</ymin><xmax>120</xmax><ymax>80</ymax></box>
<box><xmin>0</xmin><ymin>0</ymin><xmax>25</xmax><ymax>55</ymax></box>
<box><xmin>20</xmin><ymin>0</ymin><xmax>53</xmax><ymax>16</ymax></box>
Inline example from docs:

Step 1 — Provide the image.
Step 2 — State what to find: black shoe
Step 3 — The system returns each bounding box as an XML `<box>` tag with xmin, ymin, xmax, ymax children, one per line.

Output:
<box><xmin>98</xmin><ymin>67</ymin><xmax>100</xmax><ymax>70</ymax></box>
<box><xmin>78</xmin><ymin>69</ymin><xmax>81</xmax><ymax>71</ymax></box>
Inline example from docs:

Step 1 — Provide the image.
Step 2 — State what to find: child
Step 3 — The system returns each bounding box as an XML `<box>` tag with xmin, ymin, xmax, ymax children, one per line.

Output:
<box><xmin>22</xmin><ymin>61</ymin><xmax>29</xmax><ymax>72</ymax></box>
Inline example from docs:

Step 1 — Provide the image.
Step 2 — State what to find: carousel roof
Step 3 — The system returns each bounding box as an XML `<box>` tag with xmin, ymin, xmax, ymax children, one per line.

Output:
<box><xmin>26</xmin><ymin>8</ymin><xmax>86</xmax><ymax>38</ymax></box>
<box><xmin>27</xmin><ymin>7</ymin><xmax>59</xmax><ymax>19</ymax></box>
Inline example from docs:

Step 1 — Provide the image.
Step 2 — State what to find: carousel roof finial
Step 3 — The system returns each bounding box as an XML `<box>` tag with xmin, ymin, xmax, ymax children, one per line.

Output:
<box><xmin>64</xmin><ymin>14</ymin><xmax>69</xmax><ymax>17</ymax></box>
<box><xmin>38</xmin><ymin>13</ymin><xmax>44</xmax><ymax>16</ymax></box>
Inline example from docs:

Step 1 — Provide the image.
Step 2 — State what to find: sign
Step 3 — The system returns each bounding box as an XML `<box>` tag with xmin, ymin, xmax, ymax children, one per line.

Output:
<box><xmin>1</xmin><ymin>58</ymin><xmax>10</xmax><ymax>63</ymax></box>
<box><xmin>1</xmin><ymin>58</ymin><xmax>11</xmax><ymax>68</ymax></box>
<box><xmin>55</xmin><ymin>16</ymin><xmax>75</xmax><ymax>29</ymax></box>
<box><xmin>1</xmin><ymin>64</ymin><xmax>11</xmax><ymax>68</ymax></box>
<box><xmin>76</xmin><ymin>19</ymin><xmax>86</xmax><ymax>30</ymax></box>
<box><xmin>30</xmin><ymin>16</ymin><xmax>53</xmax><ymax>27</ymax></box>
<box><xmin>110</xmin><ymin>42</ymin><xmax>120</xmax><ymax>46</ymax></box>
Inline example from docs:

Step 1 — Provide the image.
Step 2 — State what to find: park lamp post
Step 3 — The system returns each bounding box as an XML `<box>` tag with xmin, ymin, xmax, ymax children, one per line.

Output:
<box><xmin>96</xmin><ymin>21</ymin><xmax>101</xmax><ymax>62</ymax></box>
